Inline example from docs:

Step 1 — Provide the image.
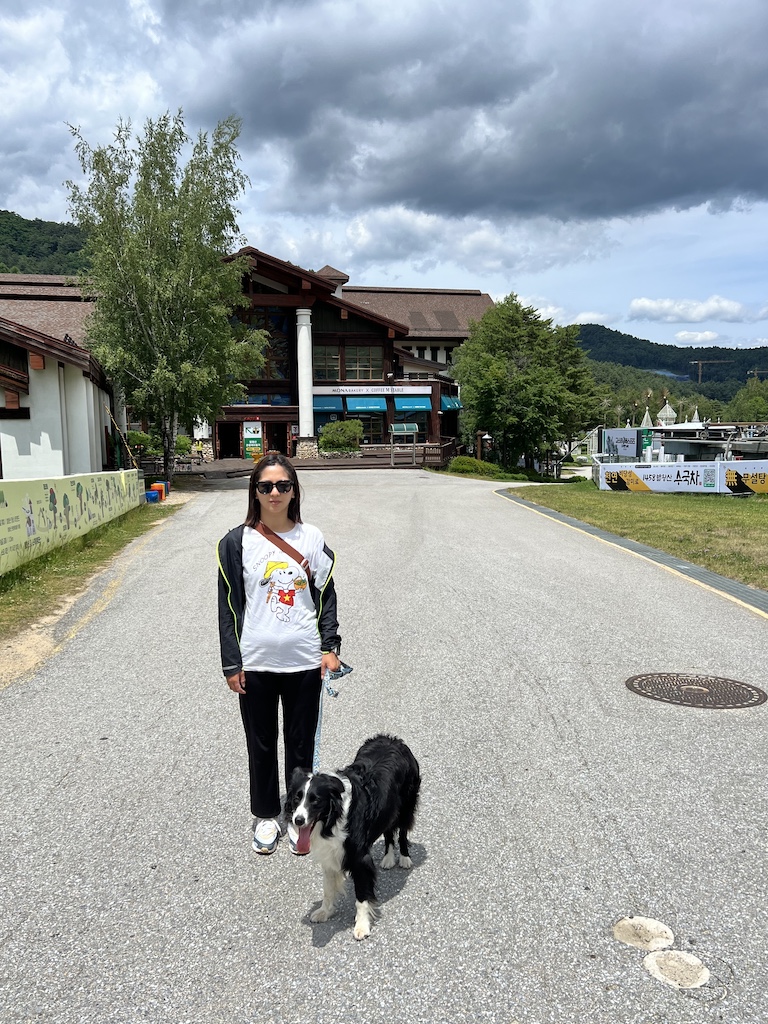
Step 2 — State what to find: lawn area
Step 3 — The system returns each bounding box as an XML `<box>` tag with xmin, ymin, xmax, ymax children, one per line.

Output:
<box><xmin>0</xmin><ymin>500</ymin><xmax>181</xmax><ymax>644</ymax></box>
<box><xmin>506</xmin><ymin>479</ymin><xmax>768</xmax><ymax>591</ymax></box>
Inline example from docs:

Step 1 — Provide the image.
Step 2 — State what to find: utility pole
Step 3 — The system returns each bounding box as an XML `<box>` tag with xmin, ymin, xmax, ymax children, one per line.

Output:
<box><xmin>689</xmin><ymin>359</ymin><xmax>734</xmax><ymax>385</ymax></box>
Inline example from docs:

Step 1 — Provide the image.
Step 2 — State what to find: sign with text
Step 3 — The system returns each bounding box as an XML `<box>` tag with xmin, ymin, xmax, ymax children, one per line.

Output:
<box><xmin>598</xmin><ymin>460</ymin><xmax>768</xmax><ymax>493</ymax></box>
<box><xmin>243</xmin><ymin>422</ymin><xmax>263</xmax><ymax>459</ymax></box>
<box><xmin>602</xmin><ymin>429</ymin><xmax>641</xmax><ymax>459</ymax></box>
<box><xmin>313</xmin><ymin>385</ymin><xmax>432</xmax><ymax>396</ymax></box>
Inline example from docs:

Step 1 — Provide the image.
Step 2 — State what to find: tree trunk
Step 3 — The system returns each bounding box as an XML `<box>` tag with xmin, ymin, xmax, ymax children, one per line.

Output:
<box><xmin>161</xmin><ymin>411</ymin><xmax>179</xmax><ymax>483</ymax></box>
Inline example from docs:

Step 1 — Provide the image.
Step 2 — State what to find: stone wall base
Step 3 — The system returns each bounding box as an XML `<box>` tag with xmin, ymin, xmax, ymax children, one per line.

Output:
<box><xmin>295</xmin><ymin>437</ymin><xmax>320</xmax><ymax>459</ymax></box>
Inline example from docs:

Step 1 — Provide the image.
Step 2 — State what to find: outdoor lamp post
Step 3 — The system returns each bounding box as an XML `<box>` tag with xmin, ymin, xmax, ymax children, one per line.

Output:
<box><xmin>475</xmin><ymin>430</ymin><xmax>493</xmax><ymax>458</ymax></box>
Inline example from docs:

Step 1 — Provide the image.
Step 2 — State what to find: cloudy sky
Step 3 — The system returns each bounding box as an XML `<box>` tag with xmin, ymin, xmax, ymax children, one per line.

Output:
<box><xmin>3</xmin><ymin>0</ymin><xmax>768</xmax><ymax>350</ymax></box>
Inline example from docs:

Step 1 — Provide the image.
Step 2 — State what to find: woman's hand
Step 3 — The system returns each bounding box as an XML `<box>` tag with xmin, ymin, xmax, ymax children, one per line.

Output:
<box><xmin>226</xmin><ymin>670</ymin><xmax>246</xmax><ymax>694</ymax></box>
<box><xmin>321</xmin><ymin>652</ymin><xmax>341</xmax><ymax>675</ymax></box>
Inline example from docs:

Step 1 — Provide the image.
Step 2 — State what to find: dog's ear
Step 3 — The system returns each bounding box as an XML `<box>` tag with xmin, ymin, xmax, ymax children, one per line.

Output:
<box><xmin>320</xmin><ymin>776</ymin><xmax>346</xmax><ymax>834</ymax></box>
<box><xmin>286</xmin><ymin>767</ymin><xmax>309</xmax><ymax>809</ymax></box>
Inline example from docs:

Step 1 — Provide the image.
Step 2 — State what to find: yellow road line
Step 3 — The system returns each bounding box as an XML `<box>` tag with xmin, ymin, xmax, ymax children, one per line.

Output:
<box><xmin>1</xmin><ymin>526</ymin><xmax>168</xmax><ymax>690</ymax></box>
<box><xmin>497</xmin><ymin>491</ymin><xmax>768</xmax><ymax>622</ymax></box>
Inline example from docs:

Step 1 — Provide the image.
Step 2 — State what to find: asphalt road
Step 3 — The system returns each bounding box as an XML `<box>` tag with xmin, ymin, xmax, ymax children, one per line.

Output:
<box><xmin>2</xmin><ymin>469</ymin><xmax>767</xmax><ymax>1024</ymax></box>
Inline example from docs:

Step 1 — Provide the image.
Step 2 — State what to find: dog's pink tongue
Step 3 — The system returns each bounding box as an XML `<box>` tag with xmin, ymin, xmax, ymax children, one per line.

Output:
<box><xmin>297</xmin><ymin>825</ymin><xmax>312</xmax><ymax>854</ymax></box>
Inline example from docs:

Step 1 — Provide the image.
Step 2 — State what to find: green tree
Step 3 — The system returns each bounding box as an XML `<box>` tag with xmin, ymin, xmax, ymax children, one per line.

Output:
<box><xmin>726</xmin><ymin>377</ymin><xmax>768</xmax><ymax>421</ymax></box>
<box><xmin>0</xmin><ymin>209</ymin><xmax>88</xmax><ymax>274</ymax></box>
<box><xmin>452</xmin><ymin>295</ymin><xmax>602</xmax><ymax>469</ymax></box>
<box><xmin>66</xmin><ymin>110</ymin><xmax>266</xmax><ymax>480</ymax></box>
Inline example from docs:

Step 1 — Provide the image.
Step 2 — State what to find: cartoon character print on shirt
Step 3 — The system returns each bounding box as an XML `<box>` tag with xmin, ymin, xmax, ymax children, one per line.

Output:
<box><xmin>259</xmin><ymin>560</ymin><xmax>309</xmax><ymax>622</ymax></box>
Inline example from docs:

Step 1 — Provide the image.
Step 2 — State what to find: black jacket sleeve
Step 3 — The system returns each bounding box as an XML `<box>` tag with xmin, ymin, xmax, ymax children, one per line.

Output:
<box><xmin>316</xmin><ymin>576</ymin><xmax>342</xmax><ymax>653</ymax></box>
<box><xmin>217</xmin><ymin>527</ymin><xmax>245</xmax><ymax>677</ymax></box>
<box><xmin>313</xmin><ymin>541</ymin><xmax>342</xmax><ymax>654</ymax></box>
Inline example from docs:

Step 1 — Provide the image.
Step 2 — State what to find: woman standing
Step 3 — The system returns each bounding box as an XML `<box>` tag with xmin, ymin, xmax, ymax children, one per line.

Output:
<box><xmin>217</xmin><ymin>453</ymin><xmax>342</xmax><ymax>854</ymax></box>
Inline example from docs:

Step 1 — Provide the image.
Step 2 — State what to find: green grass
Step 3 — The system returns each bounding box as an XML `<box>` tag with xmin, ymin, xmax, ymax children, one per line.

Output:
<box><xmin>0</xmin><ymin>502</ymin><xmax>180</xmax><ymax>642</ymax></box>
<box><xmin>507</xmin><ymin>478</ymin><xmax>768</xmax><ymax>590</ymax></box>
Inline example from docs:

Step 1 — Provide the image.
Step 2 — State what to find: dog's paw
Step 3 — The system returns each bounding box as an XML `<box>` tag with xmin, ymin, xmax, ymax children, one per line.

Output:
<box><xmin>381</xmin><ymin>849</ymin><xmax>397</xmax><ymax>870</ymax></box>
<box><xmin>310</xmin><ymin>906</ymin><xmax>334</xmax><ymax>923</ymax></box>
<box><xmin>399</xmin><ymin>855</ymin><xmax>413</xmax><ymax>869</ymax></box>
<box><xmin>353</xmin><ymin>899</ymin><xmax>375</xmax><ymax>939</ymax></box>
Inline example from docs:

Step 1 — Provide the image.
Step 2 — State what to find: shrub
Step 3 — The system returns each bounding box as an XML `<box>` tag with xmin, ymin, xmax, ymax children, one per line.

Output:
<box><xmin>127</xmin><ymin>430</ymin><xmax>161</xmax><ymax>456</ymax></box>
<box><xmin>127</xmin><ymin>430</ymin><xmax>152</xmax><ymax>450</ymax></box>
<box><xmin>319</xmin><ymin>419</ymin><xmax>364</xmax><ymax>452</ymax></box>
<box><xmin>448</xmin><ymin>456</ymin><xmax>506</xmax><ymax>478</ymax></box>
<box><xmin>175</xmin><ymin>435</ymin><xmax>192</xmax><ymax>455</ymax></box>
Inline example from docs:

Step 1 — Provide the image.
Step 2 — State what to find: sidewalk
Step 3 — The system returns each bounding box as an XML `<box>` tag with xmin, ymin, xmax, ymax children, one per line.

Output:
<box><xmin>174</xmin><ymin>452</ymin><xmax>425</xmax><ymax>479</ymax></box>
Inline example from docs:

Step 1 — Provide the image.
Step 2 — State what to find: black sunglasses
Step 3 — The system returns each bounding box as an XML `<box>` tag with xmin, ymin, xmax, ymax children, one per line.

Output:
<box><xmin>256</xmin><ymin>479</ymin><xmax>294</xmax><ymax>495</ymax></box>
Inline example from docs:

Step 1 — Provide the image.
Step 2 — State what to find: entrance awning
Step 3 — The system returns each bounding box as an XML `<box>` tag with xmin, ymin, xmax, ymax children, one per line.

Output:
<box><xmin>440</xmin><ymin>395</ymin><xmax>463</xmax><ymax>411</ymax></box>
<box><xmin>345</xmin><ymin>396</ymin><xmax>387</xmax><ymax>412</ymax></box>
<box><xmin>394</xmin><ymin>395</ymin><xmax>432</xmax><ymax>411</ymax></box>
<box><xmin>313</xmin><ymin>395</ymin><xmax>344</xmax><ymax>412</ymax></box>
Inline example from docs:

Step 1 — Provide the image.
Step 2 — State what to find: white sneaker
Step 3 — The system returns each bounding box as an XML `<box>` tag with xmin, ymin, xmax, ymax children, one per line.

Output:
<box><xmin>253</xmin><ymin>818</ymin><xmax>280</xmax><ymax>854</ymax></box>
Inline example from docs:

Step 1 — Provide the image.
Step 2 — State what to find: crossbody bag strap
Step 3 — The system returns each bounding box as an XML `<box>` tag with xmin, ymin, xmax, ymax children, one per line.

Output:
<box><xmin>256</xmin><ymin>521</ymin><xmax>313</xmax><ymax>580</ymax></box>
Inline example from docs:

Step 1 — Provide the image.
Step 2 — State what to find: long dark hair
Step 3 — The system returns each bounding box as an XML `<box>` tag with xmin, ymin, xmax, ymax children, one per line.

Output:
<box><xmin>245</xmin><ymin>453</ymin><xmax>302</xmax><ymax>527</ymax></box>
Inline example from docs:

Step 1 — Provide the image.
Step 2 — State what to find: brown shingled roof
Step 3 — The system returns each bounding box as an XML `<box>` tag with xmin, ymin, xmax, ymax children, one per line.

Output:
<box><xmin>316</xmin><ymin>265</ymin><xmax>350</xmax><ymax>286</ymax></box>
<box><xmin>0</xmin><ymin>274</ymin><xmax>94</xmax><ymax>345</ymax></box>
<box><xmin>342</xmin><ymin>286</ymin><xmax>493</xmax><ymax>339</ymax></box>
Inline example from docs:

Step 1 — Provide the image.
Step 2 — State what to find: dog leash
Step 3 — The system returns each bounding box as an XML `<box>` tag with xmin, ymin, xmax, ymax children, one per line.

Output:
<box><xmin>312</xmin><ymin>663</ymin><xmax>353</xmax><ymax>773</ymax></box>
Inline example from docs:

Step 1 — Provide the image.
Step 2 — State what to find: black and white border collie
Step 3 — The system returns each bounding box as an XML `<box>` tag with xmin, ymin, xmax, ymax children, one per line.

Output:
<box><xmin>286</xmin><ymin>733</ymin><xmax>420</xmax><ymax>940</ymax></box>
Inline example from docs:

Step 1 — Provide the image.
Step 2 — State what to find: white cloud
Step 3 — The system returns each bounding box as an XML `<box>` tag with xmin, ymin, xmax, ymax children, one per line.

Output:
<box><xmin>628</xmin><ymin>294</ymin><xmax>759</xmax><ymax>323</ymax></box>
<box><xmin>128</xmin><ymin>0</ymin><xmax>162</xmax><ymax>44</ymax></box>
<box><xmin>674</xmin><ymin>330</ymin><xmax>720</xmax><ymax>344</ymax></box>
<box><xmin>572</xmin><ymin>310</ymin><xmax>618</xmax><ymax>325</ymax></box>
<box><xmin>519</xmin><ymin>299</ymin><xmax>566</xmax><ymax>322</ymax></box>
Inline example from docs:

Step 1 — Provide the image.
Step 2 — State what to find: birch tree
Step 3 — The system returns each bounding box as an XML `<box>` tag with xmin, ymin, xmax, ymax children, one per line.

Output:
<box><xmin>67</xmin><ymin>110</ymin><xmax>265</xmax><ymax>480</ymax></box>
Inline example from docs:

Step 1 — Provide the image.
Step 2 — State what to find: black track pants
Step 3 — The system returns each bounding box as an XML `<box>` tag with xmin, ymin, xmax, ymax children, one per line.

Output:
<box><xmin>238</xmin><ymin>667</ymin><xmax>322</xmax><ymax>819</ymax></box>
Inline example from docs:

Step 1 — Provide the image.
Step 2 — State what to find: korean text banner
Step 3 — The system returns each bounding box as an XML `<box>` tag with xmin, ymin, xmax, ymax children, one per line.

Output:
<box><xmin>599</xmin><ymin>460</ymin><xmax>768</xmax><ymax>494</ymax></box>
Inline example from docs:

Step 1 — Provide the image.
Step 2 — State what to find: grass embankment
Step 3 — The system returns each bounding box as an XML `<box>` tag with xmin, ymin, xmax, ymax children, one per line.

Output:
<box><xmin>0</xmin><ymin>501</ymin><xmax>180</xmax><ymax>643</ymax></box>
<box><xmin>507</xmin><ymin>479</ymin><xmax>768</xmax><ymax>591</ymax></box>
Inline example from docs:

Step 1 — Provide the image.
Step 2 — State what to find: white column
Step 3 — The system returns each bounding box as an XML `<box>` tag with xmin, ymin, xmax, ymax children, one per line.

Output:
<box><xmin>296</xmin><ymin>307</ymin><xmax>315</xmax><ymax>439</ymax></box>
<box><xmin>58</xmin><ymin>364</ymin><xmax>71</xmax><ymax>475</ymax></box>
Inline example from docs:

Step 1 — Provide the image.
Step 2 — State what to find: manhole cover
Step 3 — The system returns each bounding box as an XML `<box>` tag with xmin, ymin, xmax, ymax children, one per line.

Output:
<box><xmin>626</xmin><ymin>673</ymin><xmax>767</xmax><ymax>709</ymax></box>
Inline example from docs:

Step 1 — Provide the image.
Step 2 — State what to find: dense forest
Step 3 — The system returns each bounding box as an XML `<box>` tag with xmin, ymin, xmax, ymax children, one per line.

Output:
<box><xmin>577</xmin><ymin>323</ymin><xmax>764</xmax><ymax>402</ymax></box>
<box><xmin>0</xmin><ymin>209</ymin><xmax>88</xmax><ymax>275</ymax></box>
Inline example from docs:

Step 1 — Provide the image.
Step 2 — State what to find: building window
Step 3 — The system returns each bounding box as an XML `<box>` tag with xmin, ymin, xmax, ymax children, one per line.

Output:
<box><xmin>313</xmin><ymin>346</ymin><xmax>340</xmax><ymax>380</ymax></box>
<box><xmin>355</xmin><ymin>413</ymin><xmax>385</xmax><ymax>444</ymax></box>
<box><xmin>251</xmin><ymin>307</ymin><xmax>291</xmax><ymax>380</ymax></box>
<box><xmin>416</xmin><ymin>347</ymin><xmax>426</xmax><ymax>360</ymax></box>
<box><xmin>236</xmin><ymin>392</ymin><xmax>292</xmax><ymax>406</ymax></box>
<box><xmin>345</xmin><ymin>345</ymin><xmax>383</xmax><ymax>380</ymax></box>
<box><xmin>431</xmin><ymin>347</ymin><xmax>440</xmax><ymax>362</ymax></box>
<box><xmin>315</xmin><ymin>412</ymin><xmax>340</xmax><ymax>432</ymax></box>
<box><xmin>263</xmin><ymin>336</ymin><xmax>289</xmax><ymax>380</ymax></box>
<box><xmin>394</xmin><ymin>410</ymin><xmax>428</xmax><ymax>443</ymax></box>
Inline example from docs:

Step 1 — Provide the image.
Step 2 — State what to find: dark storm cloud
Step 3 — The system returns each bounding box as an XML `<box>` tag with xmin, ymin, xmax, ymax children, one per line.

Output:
<box><xmin>167</xmin><ymin>0</ymin><xmax>768</xmax><ymax>222</ymax></box>
<box><xmin>3</xmin><ymin>0</ymin><xmax>768</xmax><ymax>232</ymax></box>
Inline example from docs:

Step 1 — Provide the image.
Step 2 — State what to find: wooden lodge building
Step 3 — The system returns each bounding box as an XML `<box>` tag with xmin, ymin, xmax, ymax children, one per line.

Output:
<box><xmin>210</xmin><ymin>247</ymin><xmax>492</xmax><ymax>460</ymax></box>
<box><xmin>0</xmin><ymin>246</ymin><xmax>493</xmax><ymax>477</ymax></box>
